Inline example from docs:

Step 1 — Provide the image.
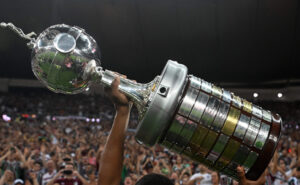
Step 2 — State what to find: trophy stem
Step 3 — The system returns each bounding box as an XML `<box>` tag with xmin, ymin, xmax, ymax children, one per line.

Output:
<box><xmin>93</xmin><ymin>67</ymin><xmax>160</xmax><ymax>119</ymax></box>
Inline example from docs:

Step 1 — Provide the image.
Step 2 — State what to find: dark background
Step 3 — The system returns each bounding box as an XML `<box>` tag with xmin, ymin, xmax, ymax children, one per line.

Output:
<box><xmin>0</xmin><ymin>0</ymin><xmax>299</xmax><ymax>87</ymax></box>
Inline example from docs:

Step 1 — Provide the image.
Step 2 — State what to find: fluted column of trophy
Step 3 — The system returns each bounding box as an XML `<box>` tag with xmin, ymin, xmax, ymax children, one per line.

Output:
<box><xmin>1</xmin><ymin>23</ymin><xmax>282</xmax><ymax>181</ymax></box>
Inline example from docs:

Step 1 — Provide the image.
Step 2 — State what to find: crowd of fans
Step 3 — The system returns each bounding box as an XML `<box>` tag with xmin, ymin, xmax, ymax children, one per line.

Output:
<box><xmin>0</xmin><ymin>91</ymin><xmax>300</xmax><ymax>185</ymax></box>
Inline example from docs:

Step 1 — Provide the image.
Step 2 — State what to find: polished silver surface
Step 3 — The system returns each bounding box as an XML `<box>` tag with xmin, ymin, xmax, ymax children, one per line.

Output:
<box><xmin>200</xmin><ymin>96</ymin><xmax>221</xmax><ymax>128</ymax></box>
<box><xmin>232</xmin><ymin>95</ymin><xmax>242</xmax><ymax>109</ymax></box>
<box><xmin>252</xmin><ymin>105</ymin><xmax>263</xmax><ymax>119</ymax></box>
<box><xmin>201</xmin><ymin>80</ymin><xmax>212</xmax><ymax>93</ymax></box>
<box><xmin>211</xmin><ymin>103</ymin><xmax>230</xmax><ymax>132</ymax></box>
<box><xmin>234</xmin><ymin>114</ymin><xmax>250</xmax><ymax>139</ymax></box>
<box><xmin>243</xmin><ymin>151</ymin><xmax>259</xmax><ymax>173</ymax></box>
<box><xmin>262</xmin><ymin>110</ymin><xmax>272</xmax><ymax>122</ymax></box>
<box><xmin>178</xmin><ymin>87</ymin><xmax>199</xmax><ymax>117</ymax></box>
<box><xmin>254</xmin><ymin>123</ymin><xmax>270</xmax><ymax>150</ymax></box>
<box><xmin>162</xmin><ymin>114</ymin><xmax>187</xmax><ymax>152</ymax></box>
<box><xmin>189</xmin><ymin>91</ymin><xmax>210</xmax><ymax>122</ymax></box>
<box><xmin>222</xmin><ymin>90</ymin><xmax>232</xmax><ymax>103</ymax></box>
<box><xmin>171</xmin><ymin>119</ymin><xmax>198</xmax><ymax>153</ymax></box>
<box><xmin>136</xmin><ymin>60</ymin><xmax>188</xmax><ymax>146</ymax></box>
<box><xmin>2</xmin><ymin>22</ymin><xmax>282</xmax><ymax>180</ymax></box>
<box><xmin>206</xmin><ymin>134</ymin><xmax>229</xmax><ymax>163</ymax></box>
<box><xmin>189</xmin><ymin>75</ymin><xmax>201</xmax><ymax>89</ymax></box>
<box><xmin>212</xmin><ymin>85</ymin><xmax>223</xmax><ymax>99</ymax></box>
<box><xmin>244</xmin><ymin>117</ymin><xmax>261</xmax><ymax>146</ymax></box>
<box><xmin>31</xmin><ymin>24</ymin><xmax>101</xmax><ymax>94</ymax></box>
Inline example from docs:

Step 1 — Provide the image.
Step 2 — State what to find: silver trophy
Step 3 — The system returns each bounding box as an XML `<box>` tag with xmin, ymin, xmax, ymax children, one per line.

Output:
<box><xmin>1</xmin><ymin>23</ymin><xmax>282</xmax><ymax>180</ymax></box>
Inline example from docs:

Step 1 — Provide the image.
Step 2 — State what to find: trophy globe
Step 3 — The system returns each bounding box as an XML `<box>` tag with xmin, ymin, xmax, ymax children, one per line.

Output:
<box><xmin>31</xmin><ymin>24</ymin><xmax>102</xmax><ymax>94</ymax></box>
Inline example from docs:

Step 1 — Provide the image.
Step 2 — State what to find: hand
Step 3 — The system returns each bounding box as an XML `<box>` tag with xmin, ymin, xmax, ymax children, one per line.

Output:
<box><xmin>73</xmin><ymin>170</ymin><xmax>79</xmax><ymax>177</ymax></box>
<box><xmin>237</xmin><ymin>166</ymin><xmax>266</xmax><ymax>185</ymax></box>
<box><xmin>106</xmin><ymin>76</ymin><xmax>132</xmax><ymax>110</ymax></box>
<box><xmin>29</xmin><ymin>172</ymin><xmax>37</xmax><ymax>179</ymax></box>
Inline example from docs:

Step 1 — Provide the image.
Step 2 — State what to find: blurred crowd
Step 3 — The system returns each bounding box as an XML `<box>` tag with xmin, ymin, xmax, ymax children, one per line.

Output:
<box><xmin>0</xmin><ymin>91</ymin><xmax>300</xmax><ymax>185</ymax></box>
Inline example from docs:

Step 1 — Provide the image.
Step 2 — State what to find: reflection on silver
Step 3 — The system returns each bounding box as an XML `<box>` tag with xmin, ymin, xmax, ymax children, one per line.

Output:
<box><xmin>227</xmin><ymin>145</ymin><xmax>250</xmax><ymax>171</ymax></box>
<box><xmin>252</xmin><ymin>105</ymin><xmax>263</xmax><ymax>119</ymax></box>
<box><xmin>200</xmin><ymin>96</ymin><xmax>221</xmax><ymax>128</ymax></box>
<box><xmin>212</xmin><ymin>85</ymin><xmax>223</xmax><ymax>99</ymax></box>
<box><xmin>201</xmin><ymin>80</ymin><xmax>212</xmax><ymax>93</ymax></box>
<box><xmin>190</xmin><ymin>76</ymin><xmax>201</xmax><ymax>90</ymax></box>
<box><xmin>53</xmin><ymin>33</ymin><xmax>76</xmax><ymax>53</ymax></box>
<box><xmin>172</xmin><ymin>119</ymin><xmax>198</xmax><ymax>153</ymax></box>
<box><xmin>243</xmin><ymin>151</ymin><xmax>259</xmax><ymax>173</ymax></box>
<box><xmin>189</xmin><ymin>92</ymin><xmax>210</xmax><ymax>122</ymax></box>
<box><xmin>211</xmin><ymin>103</ymin><xmax>230</xmax><ymax>132</ymax></box>
<box><xmin>262</xmin><ymin>110</ymin><xmax>272</xmax><ymax>122</ymax></box>
<box><xmin>178</xmin><ymin>87</ymin><xmax>198</xmax><ymax>117</ymax></box>
<box><xmin>163</xmin><ymin>114</ymin><xmax>187</xmax><ymax>152</ymax></box>
<box><xmin>207</xmin><ymin>134</ymin><xmax>229</xmax><ymax>163</ymax></box>
<box><xmin>232</xmin><ymin>95</ymin><xmax>242</xmax><ymax>109</ymax></box>
<box><xmin>222</xmin><ymin>90</ymin><xmax>232</xmax><ymax>103</ymax></box>
<box><xmin>254</xmin><ymin>123</ymin><xmax>270</xmax><ymax>150</ymax></box>
<box><xmin>234</xmin><ymin>114</ymin><xmax>250</xmax><ymax>139</ymax></box>
<box><xmin>244</xmin><ymin>117</ymin><xmax>261</xmax><ymax>146</ymax></box>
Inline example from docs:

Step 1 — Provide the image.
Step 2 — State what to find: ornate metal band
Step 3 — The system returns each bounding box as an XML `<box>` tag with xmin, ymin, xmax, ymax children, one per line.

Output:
<box><xmin>159</xmin><ymin>76</ymin><xmax>280</xmax><ymax>180</ymax></box>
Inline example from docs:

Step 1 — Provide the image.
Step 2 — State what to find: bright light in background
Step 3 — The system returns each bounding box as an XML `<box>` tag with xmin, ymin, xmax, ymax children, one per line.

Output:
<box><xmin>91</xmin><ymin>118</ymin><xmax>95</xmax><ymax>122</ymax></box>
<box><xmin>86</xmin><ymin>118</ymin><xmax>90</xmax><ymax>122</ymax></box>
<box><xmin>96</xmin><ymin>118</ymin><xmax>100</xmax><ymax>123</ymax></box>
<box><xmin>2</xmin><ymin>114</ymin><xmax>11</xmax><ymax>122</ymax></box>
<box><xmin>277</xmin><ymin>92</ymin><xmax>283</xmax><ymax>98</ymax></box>
<box><xmin>253</xmin><ymin>92</ymin><xmax>259</xmax><ymax>98</ymax></box>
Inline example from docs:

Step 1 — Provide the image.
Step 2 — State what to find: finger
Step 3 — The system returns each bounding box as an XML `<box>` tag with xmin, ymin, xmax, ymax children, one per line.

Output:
<box><xmin>236</xmin><ymin>166</ymin><xmax>247</xmax><ymax>183</ymax></box>
<box><xmin>111</xmin><ymin>77</ymin><xmax>121</xmax><ymax>95</ymax></box>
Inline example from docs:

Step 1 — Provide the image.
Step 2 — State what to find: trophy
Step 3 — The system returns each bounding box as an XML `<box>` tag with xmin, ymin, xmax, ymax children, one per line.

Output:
<box><xmin>1</xmin><ymin>23</ymin><xmax>282</xmax><ymax>180</ymax></box>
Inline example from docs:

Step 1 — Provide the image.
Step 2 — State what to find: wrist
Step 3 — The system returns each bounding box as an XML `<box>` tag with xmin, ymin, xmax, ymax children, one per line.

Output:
<box><xmin>116</xmin><ymin>105</ymin><xmax>131</xmax><ymax>114</ymax></box>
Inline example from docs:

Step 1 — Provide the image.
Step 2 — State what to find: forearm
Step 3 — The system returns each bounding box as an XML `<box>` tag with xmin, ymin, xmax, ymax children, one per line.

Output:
<box><xmin>98</xmin><ymin>106</ymin><xmax>130</xmax><ymax>185</ymax></box>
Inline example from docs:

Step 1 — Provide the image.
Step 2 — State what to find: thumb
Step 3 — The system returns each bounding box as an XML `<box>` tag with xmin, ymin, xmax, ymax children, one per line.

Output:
<box><xmin>111</xmin><ymin>76</ymin><xmax>121</xmax><ymax>95</ymax></box>
<box><xmin>237</xmin><ymin>166</ymin><xmax>247</xmax><ymax>184</ymax></box>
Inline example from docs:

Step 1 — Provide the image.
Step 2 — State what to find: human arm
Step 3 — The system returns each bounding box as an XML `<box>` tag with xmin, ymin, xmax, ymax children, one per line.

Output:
<box><xmin>237</xmin><ymin>166</ymin><xmax>266</xmax><ymax>185</ymax></box>
<box><xmin>98</xmin><ymin>76</ymin><xmax>132</xmax><ymax>185</ymax></box>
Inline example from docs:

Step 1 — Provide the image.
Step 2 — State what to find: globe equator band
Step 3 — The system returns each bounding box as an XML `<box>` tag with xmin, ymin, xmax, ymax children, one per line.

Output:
<box><xmin>221</xmin><ymin>107</ymin><xmax>241</xmax><ymax>136</ymax></box>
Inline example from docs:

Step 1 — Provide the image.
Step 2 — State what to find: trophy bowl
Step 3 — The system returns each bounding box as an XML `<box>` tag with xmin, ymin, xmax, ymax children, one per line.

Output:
<box><xmin>31</xmin><ymin>24</ymin><xmax>101</xmax><ymax>94</ymax></box>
